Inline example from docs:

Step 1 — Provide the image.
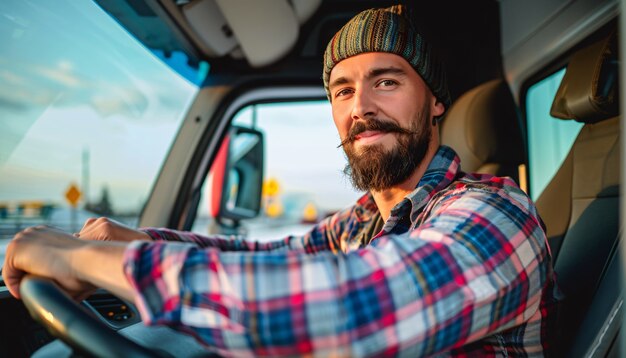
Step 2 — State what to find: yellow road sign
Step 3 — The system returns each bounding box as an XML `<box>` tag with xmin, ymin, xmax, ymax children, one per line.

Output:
<box><xmin>65</xmin><ymin>183</ymin><xmax>82</xmax><ymax>207</ymax></box>
<box><xmin>265</xmin><ymin>200</ymin><xmax>283</xmax><ymax>218</ymax></box>
<box><xmin>263</xmin><ymin>178</ymin><xmax>281</xmax><ymax>197</ymax></box>
<box><xmin>303</xmin><ymin>202</ymin><xmax>318</xmax><ymax>222</ymax></box>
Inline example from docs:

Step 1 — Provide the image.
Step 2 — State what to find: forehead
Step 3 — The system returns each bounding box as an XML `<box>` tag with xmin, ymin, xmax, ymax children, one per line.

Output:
<box><xmin>328</xmin><ymin>52</ymin><xmax>427</xmax><ymax>89</ymax></box>
<box><xmin>329</xmin><ymin>52</ymin><xmax>416</xmax><ymax>82</ymax></box>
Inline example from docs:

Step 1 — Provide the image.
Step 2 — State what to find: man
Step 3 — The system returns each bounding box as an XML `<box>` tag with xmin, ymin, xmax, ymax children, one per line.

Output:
<box><xmin>4</xmin><ymin>5</ymin><xmax>558</xmax><ymax>356</ymax></box>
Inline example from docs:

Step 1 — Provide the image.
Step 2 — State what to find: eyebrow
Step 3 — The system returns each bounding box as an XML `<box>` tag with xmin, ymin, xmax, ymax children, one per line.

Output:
<box><xmin>369</xmin><ymin>67</ymin><xmax>407</xmax><ymax>78</ymax></box>
<box><xmin>328</xmin><ymin>66</ymin><xmax>407</xmax><ymax>90</ymax></box>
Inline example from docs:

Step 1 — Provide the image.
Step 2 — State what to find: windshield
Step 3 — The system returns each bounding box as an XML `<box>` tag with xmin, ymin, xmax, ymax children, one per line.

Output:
<box><xmin>0</xmin><ymin>0</ymin><xmax>198</xmax><ymax>265</ymax></box>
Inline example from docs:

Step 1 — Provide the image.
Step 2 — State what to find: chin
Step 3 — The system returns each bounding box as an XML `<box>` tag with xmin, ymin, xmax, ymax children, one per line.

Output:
<box><xmin>355</xmin><ymin>140</ymin><xmax>396</xmax><ymax>155</ymax></box>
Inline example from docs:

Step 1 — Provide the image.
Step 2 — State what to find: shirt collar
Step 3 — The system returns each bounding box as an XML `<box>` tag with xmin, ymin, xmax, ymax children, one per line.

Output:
<box><xmin>354</xmin><ymin>145</ymin><xmax>462</xmax><ymax>224</ymax></box>
<box><xmin>401</xmin><ymin>145</ymin><xmax>461</xmax><ymax>223</ymax></box>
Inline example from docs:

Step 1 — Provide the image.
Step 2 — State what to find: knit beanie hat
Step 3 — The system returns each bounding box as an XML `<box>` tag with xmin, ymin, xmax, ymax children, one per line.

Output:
<box><xmin>322</xmin><ymin>5</ymin><xmax>451</xmax><ymax>110</ymax></box>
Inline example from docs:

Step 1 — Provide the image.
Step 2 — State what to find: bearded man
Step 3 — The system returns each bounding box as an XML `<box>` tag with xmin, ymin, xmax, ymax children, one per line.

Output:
<box><xmin>4</xmin><ymin>5</ymin><xmax>558</xmax><ymax>357</ymax></box>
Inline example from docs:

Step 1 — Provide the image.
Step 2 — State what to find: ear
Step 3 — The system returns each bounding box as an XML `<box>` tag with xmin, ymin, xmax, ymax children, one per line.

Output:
<box><xmin>431</xmin><ymin>100</ymin><xmax>445</xmax><ymax>117</ymax></box>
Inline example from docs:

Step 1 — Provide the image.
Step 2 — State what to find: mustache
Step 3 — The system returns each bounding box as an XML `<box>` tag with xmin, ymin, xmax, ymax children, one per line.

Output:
<box><xmin>337</xmin><ymin>119</ymin><xmax>417</xmax><ymax>148</ymax></box>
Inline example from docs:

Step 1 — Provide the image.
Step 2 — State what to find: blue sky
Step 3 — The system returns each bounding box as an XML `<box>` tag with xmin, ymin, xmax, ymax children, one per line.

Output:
<box><xmin>0</xmin><ymin>0</ymin><xmax>360</xmax><ymax>214</ymax></box>
<box><xmin>0</xmin><ymin>0</ymin><xmax>196</xmax><ymax>211</ymax></box>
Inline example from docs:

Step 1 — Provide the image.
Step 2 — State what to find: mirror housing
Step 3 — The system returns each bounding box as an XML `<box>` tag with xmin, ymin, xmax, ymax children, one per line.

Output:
<box><xmin>211</xmin><ymin>125</ymin><xmax>264</xmax><ymax>223</ymax></box>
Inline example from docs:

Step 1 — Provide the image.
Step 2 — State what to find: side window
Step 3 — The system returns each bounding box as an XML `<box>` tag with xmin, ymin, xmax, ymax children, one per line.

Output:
<box><xmin>191</xmin><ymin>100</ymin><xmax>362</xmax><ymax>240</ymax></box>
<box><xmin>525</xmin><ymin>68</ymin><xmax>583</xmax><ymax>200</ymax></box>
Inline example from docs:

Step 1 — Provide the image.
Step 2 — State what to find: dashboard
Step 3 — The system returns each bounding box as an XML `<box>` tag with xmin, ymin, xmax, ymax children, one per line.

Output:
<box><xmin>0</xmin><ymin>284</ymin><xmax>141</xmax><ymax>356</ymax></box>
<box><xmin>0</xmin><ymin>284</ymin><xmax>211</xmax><ymax>357</ymax></box>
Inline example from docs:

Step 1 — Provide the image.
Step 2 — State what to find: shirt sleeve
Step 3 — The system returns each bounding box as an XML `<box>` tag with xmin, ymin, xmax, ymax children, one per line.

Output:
<box><xmin>138</xmin><ymin>207</ymin><xmax>349</xmax><ymax>253</ymax></box>
<box><xmin>123</xmin><ymin>187</ymin><xmax>552</xmax><ymax>356</ymax></box>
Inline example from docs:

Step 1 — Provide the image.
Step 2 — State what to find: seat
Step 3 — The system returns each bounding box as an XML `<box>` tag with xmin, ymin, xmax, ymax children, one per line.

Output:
<box><xmin>441</xmin><ymin>78</ymin><xmax>525</xmax><ymax>183</ymax></box>
<box><xmin>534</xmin><ymin>31</ymin><xmax>621</xmax><ymax>357</ymax></box>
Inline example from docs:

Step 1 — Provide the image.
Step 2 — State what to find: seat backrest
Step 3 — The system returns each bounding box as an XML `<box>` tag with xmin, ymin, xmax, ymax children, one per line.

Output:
<box><xmin>441</xmin><ymin>78</ymin><xmax>525</xmax><ymax>182</ymax></box>
<box><xmin>534</xmin><ymin>31</ymin><xmax>621</xmax><ymax>357</ymax></box>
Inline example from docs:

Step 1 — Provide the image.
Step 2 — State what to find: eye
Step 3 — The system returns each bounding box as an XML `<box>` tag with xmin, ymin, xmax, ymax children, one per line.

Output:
<box><xmin>376</xmin><ymin>79</ymin><xmax>398</xmax><ymax>88</ymax></box>
<box><xmin>334</xmin><ymin>88</ymin><xmax>353</xmax><ymax>99</ymax></box>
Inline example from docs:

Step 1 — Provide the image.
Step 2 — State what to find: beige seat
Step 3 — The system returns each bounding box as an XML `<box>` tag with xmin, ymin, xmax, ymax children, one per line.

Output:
<box><xmin>535</xmin><ymin>31</ymin><xmax>620</xmax><ymax>357</ymax></box>
<box><xmin>441</xmin><ymin>78</ymin><xmax>525</xmax><ymax>182</ymax></box>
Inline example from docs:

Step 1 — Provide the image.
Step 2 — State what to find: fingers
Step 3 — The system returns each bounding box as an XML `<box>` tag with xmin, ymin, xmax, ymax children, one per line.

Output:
<box><xmin>76</xmin><ymin>217</ymin><xmax>147</xmax><ymax>242</ymax></box>
<box><xmin>78</xmin><ymin>217</ymin><xmax>113</xmax><ymax>241</ymax></box>
<box><xmin>3</xmin><ymin>270</ymin><xmax>24</xmax><ymax>299</ymax></box>
<box><xmin>3</xmin><ymin>235</ymin><xmax>26</xmax><ymax>299</ymax></box>
<box><xmin>79</xmin><ymin>217</ymin><xmax>99</xmax><ymax>234</ymax></box>
<box><xmin>2</xmin><ymin>227</ymin><xmax>85</xmax><ymax>299</ymax></box>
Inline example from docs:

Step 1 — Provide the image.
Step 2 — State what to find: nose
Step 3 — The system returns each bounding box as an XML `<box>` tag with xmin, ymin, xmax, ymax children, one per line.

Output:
<box><xmin>351</xmin><ymin>87</ymin><xmax>377</xmax><ymax>121</ymax></box>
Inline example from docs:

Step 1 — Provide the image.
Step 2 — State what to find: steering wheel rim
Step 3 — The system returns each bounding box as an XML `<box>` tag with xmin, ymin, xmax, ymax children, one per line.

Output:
<box><xmin>20</xmin><ymin>275</ymin><xmax>162</xmax><ymax>358</ymax></box>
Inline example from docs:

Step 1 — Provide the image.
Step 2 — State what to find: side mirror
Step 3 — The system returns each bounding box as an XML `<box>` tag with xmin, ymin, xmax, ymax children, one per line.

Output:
<box><xmin>210</xmin><ymin>125</ymin><xmax>264</xmax><ymax>223</ymax></box>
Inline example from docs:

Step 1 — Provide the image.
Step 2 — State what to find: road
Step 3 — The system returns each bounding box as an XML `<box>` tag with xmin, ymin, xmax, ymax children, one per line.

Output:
<box><xmin>0</xmin><ymin>238</ymin><xmax>7</xmax><ymax>268</ymax></box>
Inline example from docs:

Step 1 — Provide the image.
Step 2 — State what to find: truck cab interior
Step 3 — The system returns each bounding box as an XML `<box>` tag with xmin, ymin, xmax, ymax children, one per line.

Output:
<box><xmin>0</xmin><ymin>0</ymin><xmax>623</xmax><ymax>356</ymax></box>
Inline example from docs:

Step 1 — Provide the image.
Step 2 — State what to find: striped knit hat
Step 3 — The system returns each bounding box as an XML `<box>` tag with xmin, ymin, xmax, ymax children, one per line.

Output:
<box><xmin>323</xmin><ymin>5</ymin><xmax>451</xmax><ymax>110</ymax></box>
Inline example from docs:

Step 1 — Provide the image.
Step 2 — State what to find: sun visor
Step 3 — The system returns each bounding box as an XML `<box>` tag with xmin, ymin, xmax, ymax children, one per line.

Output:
<box><xmin>182</xmin><ymin>0</ymin><xmax>238</xmax><ymax>57</ymax></box>
<box><xmin>550</xmin><ymin>32</ymin><xmax>619</xmax><ymax>123</ymax></box>
<box><xmin>183</xmin><ymin>0</ymin><xmax>300</xmax><ymax>68</ymax></box>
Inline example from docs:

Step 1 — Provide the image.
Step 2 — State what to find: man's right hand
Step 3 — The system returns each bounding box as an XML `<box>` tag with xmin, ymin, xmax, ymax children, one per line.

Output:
<box><xmin>3</xmin><ymin>226</ymin><xmax>97</xmax><ymax>300</ymax></box>
<box><xmin>4</xmin><ymin>225</ymin><xmax>134</xmax><ymax>302</ymax></box>
<box><xmin>76</xmin><ymin>217</ymin><xmax>150</xmax><ymax>243</ymax></box>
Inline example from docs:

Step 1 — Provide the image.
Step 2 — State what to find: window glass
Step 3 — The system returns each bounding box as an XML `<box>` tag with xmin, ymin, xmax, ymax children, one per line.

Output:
<box><xmin>525</xmin><ymin>68</ymin><xmax>583</xmax><ymax>200</ymax></box>
<box><xmin>0</xmin><ymin>1</ymin><xmax>197</xmax><ymax>263</ymax></box>
<box><xmin>192</xmin><ymin>101</ymin><xmax>362</xmax><ymax>241</ymax></box>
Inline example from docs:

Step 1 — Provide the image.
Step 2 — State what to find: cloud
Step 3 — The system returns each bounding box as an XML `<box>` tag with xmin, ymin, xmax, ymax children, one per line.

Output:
<box><xmin>0</xmin><ymin>83</ymin><xmax>57</xmax><ymax>110</ymax></box>
<box><xmin>0</xmin><ymin>97</ymin><xmax>28</xmax><ymax>111</ymax></box>
<box><xmin>33</xmin><ymin>63</ymin><xmax>82</xmax><ymax>88</ymax></box>
<box><xmin>0</xmin><ymin>69</ymin><xmax>26</xmax><ymax>86</ymax></box>
<box><xmin>0</xmin><ymin>58</ymin><xmax>193</xmax><ymax>120</ymax></box>
<box><xmin>88</xmin><ymin>86</ymin><xmax>147</xmax><ymax>118</ymax></box>
<box><xmin>0</xmin><ymin>61</ymin><xmax>148</xmax><ymax>118</ymax></box>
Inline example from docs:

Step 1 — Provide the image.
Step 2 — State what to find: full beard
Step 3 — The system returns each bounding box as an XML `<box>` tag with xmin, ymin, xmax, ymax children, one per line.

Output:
<box><xmin>341</xmin><ymin>109</ymin><xmax>432</xmax><ymax>192</ymax></box>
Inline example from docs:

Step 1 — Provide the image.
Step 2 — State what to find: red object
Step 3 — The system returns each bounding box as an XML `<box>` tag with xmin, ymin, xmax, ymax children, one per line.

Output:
<box><xmin>210</xmin><ymin>134</ymin><xmax>230</xmax><ymax>217</ymax></box>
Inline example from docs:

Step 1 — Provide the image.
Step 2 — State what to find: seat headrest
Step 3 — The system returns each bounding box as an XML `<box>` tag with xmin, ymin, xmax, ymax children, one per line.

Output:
<box><xmin>441</xmin><ymin>79</ymin><xmax>524</xmax><ymax>173</ymax></box>
<box><xmin>550</xmin><ymin>32</ymin><xmax>619</xmax><ymax>123</ymax></box>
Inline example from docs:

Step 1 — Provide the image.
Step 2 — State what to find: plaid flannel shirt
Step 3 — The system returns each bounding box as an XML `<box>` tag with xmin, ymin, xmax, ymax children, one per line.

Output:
<box><xmin>125</xmin><ymin>145</ymin><xmax>558</xmax><ymax>357</ymax></box>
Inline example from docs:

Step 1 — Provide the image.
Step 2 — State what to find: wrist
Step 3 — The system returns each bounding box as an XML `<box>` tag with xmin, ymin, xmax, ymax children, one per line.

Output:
<box><xmin>74</xmin><ymin>241</ymin><xmax>134</xmax><ymax>302</ymax></box>
<box><xmin>136</xmin><ymin>229</ymin><xmax>154</xmax><ymax>241</ymax></box>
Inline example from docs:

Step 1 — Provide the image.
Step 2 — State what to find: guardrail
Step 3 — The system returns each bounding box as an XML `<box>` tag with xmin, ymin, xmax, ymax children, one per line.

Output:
<box><xmin>0</xmin><ymin>218</ymin><xmax>61</xmax><ymax>241</ymax></box>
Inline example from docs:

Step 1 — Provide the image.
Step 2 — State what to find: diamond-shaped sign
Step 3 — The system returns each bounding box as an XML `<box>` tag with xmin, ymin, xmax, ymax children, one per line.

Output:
<box><xmin>263</xmin><ymin>178</ymin><xmax>281</xmax><ymax>197</ymax></box>
<box><xmin>65</xmin><ymin>184</ymin><xmax>82</xmax><ymax>207</ymax></box>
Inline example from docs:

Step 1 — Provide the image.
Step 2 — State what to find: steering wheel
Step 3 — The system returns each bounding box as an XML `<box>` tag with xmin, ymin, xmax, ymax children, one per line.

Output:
<box><xmin>19</xmin><ymin>275</ymin><xmax>167</xmax><ymax>357</ymax></box>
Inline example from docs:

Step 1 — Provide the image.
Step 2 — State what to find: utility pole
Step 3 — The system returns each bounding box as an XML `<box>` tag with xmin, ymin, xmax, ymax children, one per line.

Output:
<box><xmin>82</xmin><ymin>147</ymin><xmax>90</xmax><ymax>208</ymax></box>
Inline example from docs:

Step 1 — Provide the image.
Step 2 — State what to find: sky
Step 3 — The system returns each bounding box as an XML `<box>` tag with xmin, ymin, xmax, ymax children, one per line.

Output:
<box><xmin>0</xmin><ymin>0</ymin><xmax>197</xmax><ymax>211</ymax></box>
<box><xmin>0</xmin><ymin>0</ymin><xmax>360</xmax><ymax>215</ymax></box>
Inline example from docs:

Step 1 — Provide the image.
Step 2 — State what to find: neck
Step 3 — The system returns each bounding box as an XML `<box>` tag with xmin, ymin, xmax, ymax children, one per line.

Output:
<box><xmin>372</xmin><ymin>142</ymin><xmax>439</xmax><ymax>221</ymax></box>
